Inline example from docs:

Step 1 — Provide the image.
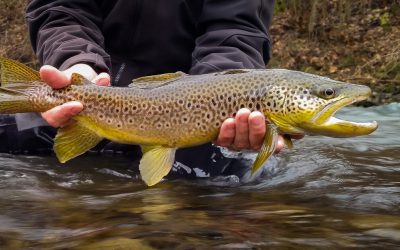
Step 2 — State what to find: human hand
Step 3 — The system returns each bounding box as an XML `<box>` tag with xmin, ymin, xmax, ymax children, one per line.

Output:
<box><xmin>40</xmin><ymin>64</ymin><xmax>110</xmax><ymax>127</ymax></box>
<box><xmin>214</xmin><ymin>108</ymin><xmax>304</xmax><ymax>153</ymax></box>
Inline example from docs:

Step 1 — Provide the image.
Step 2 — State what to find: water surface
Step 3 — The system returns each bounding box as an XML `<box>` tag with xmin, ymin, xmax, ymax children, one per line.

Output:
<box><xmin>0</xmin><ymin>104</ymin><xmax>399</xmax><ymax>249</ymax></box>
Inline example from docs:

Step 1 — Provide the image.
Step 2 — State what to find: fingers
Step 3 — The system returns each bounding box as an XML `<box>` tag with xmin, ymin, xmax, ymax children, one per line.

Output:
<box><xmin>248</xmin><ymin>111</ymin><xmax>266</xmax><ymax>150</ymax></box>
<box><xmin>42</xmin><ymin>101</ymin><xmax>83</xmax><ymax>127</ymax></box>
<box><xmin>233</xmin><ymin>108</ymin><xmax>251</xmax><ymax>150</ymax></box>
<box><xmin>214</xmin><ymin>109</ymin><xmax>266</xmax><ymax>151</ymax></box>
<box><xmin>214</xmin><ymin>108</ymin><xmax>305</xmax><ymax>154</ymax></box>
<box><xmin>93</xmin><ymin>72</ymin><xmax>111</xmax><ymax>86</ymax></box>
<box><xmin>40</xmin><ymin>65</ymin><xmax>70</xmax><ymax>89</ymax></box>
<box><xmin>39</xmin><ymin>64</ymin><xmax>110</xmax><ymax>128</ymax></box>
<box><xmin>214</xmin><ymin>118</ymin><xmax>235</xmax><ymax>147</ymax></box>
<box><xmin>275</xmin><ymin>135</ymin><xmax>285</xmax><ymax>154</ymax></box>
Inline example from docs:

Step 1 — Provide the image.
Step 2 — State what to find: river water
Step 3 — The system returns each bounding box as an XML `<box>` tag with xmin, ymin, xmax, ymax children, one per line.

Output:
<box><xmin>0</xmin><ymin>104</ymin><xmax>399</xmax><ymax>249</ymax></box>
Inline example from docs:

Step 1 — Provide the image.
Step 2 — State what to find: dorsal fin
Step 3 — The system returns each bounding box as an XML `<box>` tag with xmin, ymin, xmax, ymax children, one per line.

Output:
<box><xmin>129</xmin><ymin>71</ymin><xmax>186</xmax><ymax>89</ymax></box>
<box><xmin>70</xmin><ymin>73</ymin><xmax>94</xmax><ymax>85</ymax></box>
<box><xmin>0</xmin><ymin>57</ymin><xmax>40</xmax><ymax>86</ymax></box>
<box><xmin>221</xmin><ymin>69</ymin><xmax>251</xmax><ymax>75</ymax></box>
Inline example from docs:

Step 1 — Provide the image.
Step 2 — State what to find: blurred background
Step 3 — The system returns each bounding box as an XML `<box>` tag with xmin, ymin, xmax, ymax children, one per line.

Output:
<box><xmin>1</xmin><ymin>0</ymin><xmax>399</xmax><ymax>105</ymax></box>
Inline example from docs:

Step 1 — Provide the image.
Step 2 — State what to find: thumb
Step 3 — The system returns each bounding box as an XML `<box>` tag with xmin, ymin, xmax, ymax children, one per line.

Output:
<box><xmin>92</xmin><ymin>72</ymin><xmax>111</xmax><ymax>86</ymax></box>
<box><xmin>40</xmin><ymin>65</ymin><xmax>70</xmax><ymax>89</ymax></box>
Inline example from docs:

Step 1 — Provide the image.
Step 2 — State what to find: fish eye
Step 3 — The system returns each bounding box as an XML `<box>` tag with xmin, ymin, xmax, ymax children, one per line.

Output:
<box><xmin>321</xmin><ymin>88</ymin><xmax>335</xmax><ymax>99</ymax></box>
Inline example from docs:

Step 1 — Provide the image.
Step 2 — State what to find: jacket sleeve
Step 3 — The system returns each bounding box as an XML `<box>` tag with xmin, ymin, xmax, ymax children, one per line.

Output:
<box><xmin>189</xmin><ymin>0</ymin><xmax>274</xmax><ymax>75</ymax></box>
<box><xmin>26</xmin><ymin>0</ymin><xmax>111</xmax><ymax>73</ymax></box>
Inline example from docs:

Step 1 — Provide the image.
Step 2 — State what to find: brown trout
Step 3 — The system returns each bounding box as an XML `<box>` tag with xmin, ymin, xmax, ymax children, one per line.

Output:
<box><xmin>0</xmin><ymin>58</ymin><xmax>378</xmax><ymax>186</ymax></box>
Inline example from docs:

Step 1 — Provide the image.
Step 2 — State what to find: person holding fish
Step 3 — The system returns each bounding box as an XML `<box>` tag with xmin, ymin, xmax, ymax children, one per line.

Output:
<box><xmin>0</xmin><ymin>0</ymin><xmax>303</xmax><ymax>180</ymax></box>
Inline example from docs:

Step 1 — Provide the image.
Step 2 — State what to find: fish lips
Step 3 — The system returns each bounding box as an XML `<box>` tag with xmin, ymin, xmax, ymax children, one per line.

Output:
<box><xmin>303</xmin><ymin>90</ymin><xmax>378</xmax><ymax>138</ymax></box>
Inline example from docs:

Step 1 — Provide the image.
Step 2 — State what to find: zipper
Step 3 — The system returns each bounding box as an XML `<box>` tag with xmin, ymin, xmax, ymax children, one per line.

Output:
<box><xmin>127</xmin><ymin>0</ymin><xmax>143</xmax><ymax>59</ymax></box>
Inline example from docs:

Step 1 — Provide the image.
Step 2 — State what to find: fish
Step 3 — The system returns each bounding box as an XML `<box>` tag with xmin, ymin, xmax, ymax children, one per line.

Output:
<box><xmin>0</xmin><ymin>57</ymin><xmax>378</xmax><ymax>186</ymax></box>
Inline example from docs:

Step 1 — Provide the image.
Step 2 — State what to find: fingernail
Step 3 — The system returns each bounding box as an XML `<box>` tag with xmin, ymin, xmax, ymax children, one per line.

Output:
<box><xmin>252</xmin><ymin>117</ymin><xmax>264</xmax><ymax>126</ymax></box>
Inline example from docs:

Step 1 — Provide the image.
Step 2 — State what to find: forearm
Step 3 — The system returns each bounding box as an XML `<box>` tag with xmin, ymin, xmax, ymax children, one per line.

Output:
<box><xmin>26</xmin><ymin>0</ymin><xmax>111</xmax><ymax>73</ymax></box>
<box><xmin>190</xmin><ymin>0</ymin><xmax>274</xmax><ymax>74</ymax></box>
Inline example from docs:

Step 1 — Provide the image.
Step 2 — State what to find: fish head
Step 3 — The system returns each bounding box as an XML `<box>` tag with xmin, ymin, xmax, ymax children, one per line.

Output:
<box><xmin>265</xmin><ymin>71</ymin><xmax>378</xmax><ymax>137</ymax></box>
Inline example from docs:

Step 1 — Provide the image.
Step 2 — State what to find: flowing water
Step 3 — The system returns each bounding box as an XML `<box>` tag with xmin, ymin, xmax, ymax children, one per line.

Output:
<box><xmin>0</xmin><ymin>104</ymin><xmax>399</xmax><ymax>249</ymax></box>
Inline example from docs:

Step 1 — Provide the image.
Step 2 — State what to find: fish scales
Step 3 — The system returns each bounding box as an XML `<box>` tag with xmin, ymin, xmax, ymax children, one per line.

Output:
<box><xmin>0</xmin><ymin>58</ymin><xmax>378</xmax><ymax>186</ymax></box>
<box><xmin>31</xmin><ymin>71</ymin><xmax>278</xmax><ymax>147</ymax></box>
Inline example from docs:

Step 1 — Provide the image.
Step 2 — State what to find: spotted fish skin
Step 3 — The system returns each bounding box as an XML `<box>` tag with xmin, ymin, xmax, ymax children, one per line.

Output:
<box><xmin>26</xmin><ymin>69</ymin><xmax>329</xmax><ymax>147</ymax></box>
<box><xmin>0</xmin><ymin>57</ymin><xmax>378</xmax><ymax>186</ymax></box>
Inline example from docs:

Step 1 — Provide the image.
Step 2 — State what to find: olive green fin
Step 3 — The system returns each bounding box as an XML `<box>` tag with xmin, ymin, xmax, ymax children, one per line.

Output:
<box><xmin>251</xmin><ymin>124</ymin><xmax>278</xmax><ymax>175</ymax></box>
<box><xmin>0</xmin><ymin>57</ymin><xmax>40</xmax><ymax>86</ymax></box>
<box><xmin>70</xmin><ymin>73</ymin><xmax>93</xmax><ymax>85</ymax></box>
<box><xmin>139</xmin><ymin>146</ymin><xmax>177</xmax><ymax>186</ymax></box>
<box><xmin>283</xmin><ymin>134</ymin><xmax>293</xmax><ymax>149</ymax></box>
<box><xmin>129</xmin><ymin>72</ymin><xmax>186</xmax><ymax>89</ymax></box>
<box><xmin>54</xmin><ymin>121</ymin><xmax>103</xmax><ymax>163</ymax></box>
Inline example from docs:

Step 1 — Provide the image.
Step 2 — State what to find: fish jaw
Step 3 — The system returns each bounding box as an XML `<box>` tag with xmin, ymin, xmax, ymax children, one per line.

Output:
<box><xmin>302</xmin><ymin>116</ymin><xmax>378</xmax><ymax>137</ymax></box>
<box><xmin>300</xmin><ymin>86</ymin><xmax>378</xmax><ymax>137</ymax></box>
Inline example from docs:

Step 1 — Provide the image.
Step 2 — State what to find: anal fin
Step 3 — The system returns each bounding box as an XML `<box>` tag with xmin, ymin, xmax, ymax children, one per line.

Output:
<box><xmin>251</xmin><ymin>124</ymin><xmax>278</xmax><ymax>174</ymax></box>
<box><xmin>54</xmin><ymin>121</ymin><xmax>103</xmax><ymax>163</ymax></box>
<box><xmin>139</xmin><ymin>146</ymin><xmax>177</xmax><ymax>186</ymax></box>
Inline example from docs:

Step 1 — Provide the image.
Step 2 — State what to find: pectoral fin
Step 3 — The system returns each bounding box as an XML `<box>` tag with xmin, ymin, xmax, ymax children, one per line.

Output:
<box><xmin>54</xmin><ymin>121</ymin><xmax>103</xmax><ymax>163</ymax></box>
<box><xmin>283</xmin><ymin>134</ymin><xmax>293</xmax><ymax>149</ymax></box>
<box><xmin>251</xmin><ymin>124</ymin><xmax>278</xmax><ymax>174</ymax></box>
<box><xmin>139</xmin><ymin>146</ymin><xmax>177</xmax><ymax>186</ymax></box>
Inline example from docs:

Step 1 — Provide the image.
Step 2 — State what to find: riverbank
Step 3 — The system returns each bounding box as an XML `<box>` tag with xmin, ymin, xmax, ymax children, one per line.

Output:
<box><xmin>269</xmin><ymin>2</ymin><xmax>400</xmax><ymax>106</ymax></box>
<box><xmin>1</xmin><ymin>1</ymin><xmax>398</xmax><ymax>105</ymax></box>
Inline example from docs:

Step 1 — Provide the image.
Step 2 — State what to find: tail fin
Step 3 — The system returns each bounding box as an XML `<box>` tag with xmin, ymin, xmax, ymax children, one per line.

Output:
<box><xmin>0</xmin><ymin>57</ymin><xmax>42</xmax><ymax>113</ymax></box>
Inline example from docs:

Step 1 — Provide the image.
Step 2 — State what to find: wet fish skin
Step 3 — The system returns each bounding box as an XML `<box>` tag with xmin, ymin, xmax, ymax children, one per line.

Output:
<box><xmin>0</xmin><ymin>57</ymin><xmax>378</xmax><ymax>186</ymax></box>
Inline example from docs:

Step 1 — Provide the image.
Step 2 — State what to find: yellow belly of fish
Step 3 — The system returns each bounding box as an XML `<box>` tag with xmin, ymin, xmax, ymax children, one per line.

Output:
<box><xmin>75</xmin><ymin>116</ymin><xmax>217</xmax><ymax>148</ymax></box>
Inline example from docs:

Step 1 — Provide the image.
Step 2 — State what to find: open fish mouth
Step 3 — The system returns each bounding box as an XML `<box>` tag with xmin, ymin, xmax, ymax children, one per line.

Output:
<box><xmin>306</xmin><ymin>90</ymin><xmax>378</xmax><ymax>137</ymax></box>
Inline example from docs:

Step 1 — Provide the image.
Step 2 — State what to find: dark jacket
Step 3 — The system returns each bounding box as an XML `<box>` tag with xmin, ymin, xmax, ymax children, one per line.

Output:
<box><xmin>26</xmin><ymin>0</ymin><xmax>274</xmax><ymax>86</ymax></box>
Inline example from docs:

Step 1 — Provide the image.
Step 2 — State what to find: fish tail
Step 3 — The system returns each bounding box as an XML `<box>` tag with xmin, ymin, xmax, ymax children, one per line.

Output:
<box><xmin>0</xmin><ymin>57</ymin><xmax>42</xmax><ymax>113</ymax></box>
